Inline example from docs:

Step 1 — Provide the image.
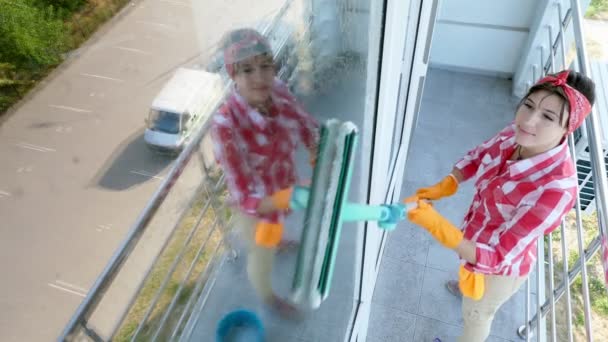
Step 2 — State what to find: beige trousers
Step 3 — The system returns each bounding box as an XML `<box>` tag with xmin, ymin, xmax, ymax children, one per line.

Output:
<box><xmin>459</xmin><ymin>274</ymin><xmax>527</xmax><ymax>342</ymax></box>
<box><xmin>233</xmin><ymin>212</ymin><xmax>277</xmax><ymax>301</ymax></box>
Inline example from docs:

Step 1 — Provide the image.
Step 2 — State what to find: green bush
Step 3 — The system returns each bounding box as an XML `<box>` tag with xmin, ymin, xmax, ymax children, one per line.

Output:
<box><xmin>575</xmin><ymin>310</ymin><xmax>585</xmax><ymax>327</ymax></box>
<box><xmin>0</xmin><ymin>1</ymin><xmax>67</xmax><ymax>68</ymax></box>
<box><xmin>0</xmin><ymin>0</ymin><xmax>133</xmax><ymax>115</ymax></box>
<box><xmin>35</xmin><ymin>0</ymin><xmax>86</xmax><ymax>11</ymax></box>
<box><xmin>589</xmin><ymin>277</ymin><xmax>608</xmax><ymax>314</ymax></box>
<box><xmin>32</xmin><ymin>0</ymin><xmax>87</xmax><ymax>19</ymax></box>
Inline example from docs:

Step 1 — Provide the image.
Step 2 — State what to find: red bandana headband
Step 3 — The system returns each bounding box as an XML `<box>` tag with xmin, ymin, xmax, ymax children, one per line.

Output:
<box><xmin>223</xmin><ymin>29</ymin><xmax>272</xmax><ymax>77</ymax></box>
<box><xmin>534</xmin><ymin>70</ymin><xmax>592</xmax><ymax>134</ymax></box>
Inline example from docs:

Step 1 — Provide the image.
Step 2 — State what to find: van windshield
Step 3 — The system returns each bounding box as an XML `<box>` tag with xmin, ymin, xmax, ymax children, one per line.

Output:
<box><xmin>148</xmin><ymin>110</ymin><xmax>180</xmax><ymax>134</ymax></box>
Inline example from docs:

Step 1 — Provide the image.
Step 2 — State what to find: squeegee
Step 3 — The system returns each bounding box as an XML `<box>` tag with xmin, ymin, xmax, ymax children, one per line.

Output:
<box><xmin>288</xmin><ymin>119</ymin><xmax>413</xmax><ymax>310</ymax></box>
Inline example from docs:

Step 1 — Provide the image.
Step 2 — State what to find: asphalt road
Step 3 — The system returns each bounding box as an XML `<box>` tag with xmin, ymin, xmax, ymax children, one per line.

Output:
<box><xmin>0</xmin><ymin>0</ymin><xmax>284</xmax><ymax>340</ymax></box>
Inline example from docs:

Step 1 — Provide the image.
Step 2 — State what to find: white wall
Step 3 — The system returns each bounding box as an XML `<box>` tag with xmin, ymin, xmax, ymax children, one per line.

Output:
<box><xmin>439</xmin><ymin>0</ymin><xmax>535</xmax><ymax>27</ymax></box>
<box><xmin>430</xmin><ymin>0</ymin><xmax>538</xmax><ymax>76</ymax></box>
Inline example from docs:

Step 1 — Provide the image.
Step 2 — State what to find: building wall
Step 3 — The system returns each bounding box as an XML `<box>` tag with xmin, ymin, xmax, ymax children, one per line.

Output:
<box><xmin>429</xmin><ymin>0</ymin><xmax>538</xmax><ymax>77</ymax></box>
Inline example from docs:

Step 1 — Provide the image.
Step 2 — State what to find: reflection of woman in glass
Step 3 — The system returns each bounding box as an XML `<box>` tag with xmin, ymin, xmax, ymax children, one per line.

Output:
<box><xmin>211</xmin><ymin>28</ymin><xmax>319</xmax><ymax>316</ymax></box>
<box><xmin>406</xmin><ymin>70</ymin><xmax>595</xmax><ymax>341</ymax></box>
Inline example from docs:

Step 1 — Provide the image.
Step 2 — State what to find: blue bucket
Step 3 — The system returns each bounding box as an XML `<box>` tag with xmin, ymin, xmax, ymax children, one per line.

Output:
<box><xmin>216</xmin><ymin>309</ymin><xmax>265</xmax><ymax>342</ymax></box>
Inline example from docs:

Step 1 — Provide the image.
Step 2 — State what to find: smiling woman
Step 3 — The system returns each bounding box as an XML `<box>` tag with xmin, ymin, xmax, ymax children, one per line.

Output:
<box><xmin>407</xmin><ymin>69</ymin><xmax>596</xmax><ymax>342</ymax></box>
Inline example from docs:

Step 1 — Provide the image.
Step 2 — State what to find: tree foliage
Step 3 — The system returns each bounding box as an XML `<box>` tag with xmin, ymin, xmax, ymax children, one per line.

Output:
<box><xmin>0</xmin><ymin>0</ymin><xmax>67</xmax><ymax>68</ymax></box>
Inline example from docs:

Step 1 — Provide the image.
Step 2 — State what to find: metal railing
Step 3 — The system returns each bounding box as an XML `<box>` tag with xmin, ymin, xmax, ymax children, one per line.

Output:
<box><xmin>517</xmin><ymin>1</ymin><xmax>608</xmax><ymax>341</ymax></box>
<box><xmin>58</xmin><ymin>99</ymin><xmax>231</xmax><ymax>341</ymax></box>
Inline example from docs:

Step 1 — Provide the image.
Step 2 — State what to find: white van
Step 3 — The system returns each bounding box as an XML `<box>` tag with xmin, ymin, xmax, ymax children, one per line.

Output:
<box><xmin>144</xmin><ymin>68</ymin><xmax>223</xmax><ymax>154</ymax></box>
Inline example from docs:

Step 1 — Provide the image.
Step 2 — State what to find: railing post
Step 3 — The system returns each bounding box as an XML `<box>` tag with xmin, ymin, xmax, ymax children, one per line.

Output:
<box><xmin>525</xmin><ymin>81</ymin><xmax>532</xmax><ymax>342</ymax></box>
<box><xmin>544</xmin><ymin>26</ymin><xmax>558</xmax><ymax>342</ymax></box>
<box><xmin>537</xmin><ymin>240</ymin><xmax>548</xmax><ymax>342</ymax></box>
<box><xmin>560</xmin><ymin>220</ymin><xmax>575</xmax><ymax>342</ymax></box>
<box><xmin>525</xmin><ymin>280</ymin><xmax>532</xmax><ymax>341</ymax></box>
<box><xmin>557</xmin><ymin>9</ymin><xmax>575</xmax><ymax>340</ymax></box>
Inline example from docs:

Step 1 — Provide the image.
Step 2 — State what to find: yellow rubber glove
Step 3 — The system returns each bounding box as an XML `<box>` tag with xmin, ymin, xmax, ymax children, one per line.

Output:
<box><xmin>270</xmin><ymin>187</ymin><xmax>293</xmax><ymax>210</ymax></box>
<box><xmin>416</xmin><ymin>174</ymin><xmax>459</xmax><ymax>200</ymax></box>
<box><xmin>407</xmin><ymin>200</ymin><xmax>464</xmax><ymax>249</ymax></box>
<box><xmin>255</xmin><ymin>221</ymin><xmax>284</xmax><ymax>248</ymax></box>
<box><xmin>459</xmin><ymin>264</ymin><xmax>485</xmax><ymax>300</ymax></box>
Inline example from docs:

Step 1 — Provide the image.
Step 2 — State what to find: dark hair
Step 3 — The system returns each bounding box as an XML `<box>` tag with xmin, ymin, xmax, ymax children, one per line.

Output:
<box><xmin>567</xmin><ymin>71</ymin><xmax>596</xmax><ymax>105</ymax></box>
<box><xmin>520</xmin><ymin>70</ymin><xmax>596</xmax><ymax>127</ymax></box>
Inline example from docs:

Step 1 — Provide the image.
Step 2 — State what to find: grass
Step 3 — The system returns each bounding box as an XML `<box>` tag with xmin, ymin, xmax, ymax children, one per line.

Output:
<box><xmin>66</xmin><ymin>0</ymin><xmax>132</xmax><ymax>48</ymax></box>
<box><xmin>546</xmin><ymin>211</ymin><xmax>608</xmax><ymax>341</ymax></box>
<box><xmin>113</xmin><ymin>174</ymin><xmax>233</xmax><ymax>342</ymax></box>
<box><xmin>585</xmin><ymin>38</ymin><xmax>604</xmax><ymax>60</ymax></box>
<box><xmin>0</xmin><ymin>0</ymin><xmax>132</xmax><ymax>116</ymax></box>
<box><xmin>586</xmin><ymin>0</ymin><xmax>608</xmax><ymax>19</ymax></box>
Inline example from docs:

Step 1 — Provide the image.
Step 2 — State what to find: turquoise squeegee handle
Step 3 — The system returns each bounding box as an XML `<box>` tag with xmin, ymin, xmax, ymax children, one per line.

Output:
<box><xmin>343</xmin><ymin>203</ymin><xmax>410</xmax><ymax>230</ymax></box>
<box><xmin>290</xmin><ymin>186</ymin><xmax>413</xmax><ymax>230</ymax></box>
<box><xmin>342</xmin><ymin>203</ymin><xmax>390</xmax><ymax>222</ymax></box>
<box><xmin>290</xmin><ymin>186</ymin><xmax>311</xmax><ymax>211</ymax></box>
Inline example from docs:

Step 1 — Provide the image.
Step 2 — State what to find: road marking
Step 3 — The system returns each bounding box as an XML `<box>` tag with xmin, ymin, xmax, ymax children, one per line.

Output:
<box><xmin>88</xmin><ymin>92</ymin><xmax>106</xmax><ymax>98</ymax></box>
<box><xmin>96</xmin><ymin>224</ymin><xmax>112</xmax><ymax>232</ymax></box>
<box><xmin>48</xmin><ymin>281</ymin><xmax>87</xmax><ymax>297</ymax></box>
<box><xmin>56</xmin><ymin>280</ymin><xmax>87</xmax><ymax>293</ymax></box>
<box><xmin>135</xmin><ymin>20</ymin><xmax>178</xmax><ymax>31</ymax></box>
<box><xmin>55</xmin><ymin>125</ymin><xmax>73</xmax><ymax>133</ymax></box>
<box><xmin>159</xmin><ymin>0</ymin><xmax>191</xmax><ymax>7</ymax></box>
<box><xmin>80</xmin><ymin>73</ymin><xmax>125</xmax><ymax>83</ymax></box>
<box><xmin>130</xmin><ymin>170</ymin><xmax>164</xmax><ymax>180</ymax></box>
<box><xmin>112</xmin><ymin>46</ymin><xmax>152</xmax><ymax>55</ymax></box>
<box><xmin>15</xmin><ymin>142</ymin><xmax>56</xmax><ymax>153</ymax></box>
<box><xmin>48</xmin><ymin>105</ymin><xmax>93</xmax><ymax>113</ymax></box>
<box><xmin>16</xmin><ymin>166</ymin><xmax>33</xmax><ymax>173</ymax></box>
<box><xmin>0</xmin><ymin>190</ymin><xmax>11</xmax><ymax>198</ymax></box>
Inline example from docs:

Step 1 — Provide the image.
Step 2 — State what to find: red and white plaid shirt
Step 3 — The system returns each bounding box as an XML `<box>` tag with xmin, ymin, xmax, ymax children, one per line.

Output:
<box><xmin>211</xmin><ymin>79</ymin><xmax>319</xmax><ymax>223</ymax></box>
<box><xmin>455</xmin><ymin>123</ymin><xmax>577</xmax><ymax>276</ymax></box>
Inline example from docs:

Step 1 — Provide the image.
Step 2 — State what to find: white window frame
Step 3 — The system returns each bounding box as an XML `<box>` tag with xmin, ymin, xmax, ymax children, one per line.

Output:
<box><xmin>347</xmin><ymin>0</ymin><xmax>440</xmax><ymax>340</ymax></box>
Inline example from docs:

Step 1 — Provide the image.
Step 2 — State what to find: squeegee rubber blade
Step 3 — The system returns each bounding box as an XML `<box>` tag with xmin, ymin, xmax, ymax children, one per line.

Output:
<box><xmin>317</xmin><ymin>125</ymin><xmax>358</xmax><ymax>299</ymax></box>
<box><xmin>291</xmin><ymin>120</ymin><xmax>339</xmax><ymax>304</ymax></box>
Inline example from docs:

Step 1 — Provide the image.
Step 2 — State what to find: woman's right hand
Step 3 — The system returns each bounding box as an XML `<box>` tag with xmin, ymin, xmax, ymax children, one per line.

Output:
<box><xmin>416</xmin><ymin>174</ymin><xmax>459</xmax><ymax>200</ymax></box>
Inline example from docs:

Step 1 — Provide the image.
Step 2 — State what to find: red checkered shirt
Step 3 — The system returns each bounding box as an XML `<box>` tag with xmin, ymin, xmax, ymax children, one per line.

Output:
<box><xmin>455</xmin><ymin>123</ymin><xmax>577</xmax><ymax>276</ymax></box>
<box><xmin>211</xmin><ymin>79</ymin><xmax>319</xmax><ymax>223</ymax></box>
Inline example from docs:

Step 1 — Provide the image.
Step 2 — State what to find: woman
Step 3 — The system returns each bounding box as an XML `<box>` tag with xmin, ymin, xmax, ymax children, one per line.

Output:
<box><xmin>407</xmin><ymin>69</ymin><xmax>595</xmax><ymax>341</ymax></box>
<box><xmin>211</xmin><ymin>28</ymin><xmax>319</xmax><ymax>317</ymax></box>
